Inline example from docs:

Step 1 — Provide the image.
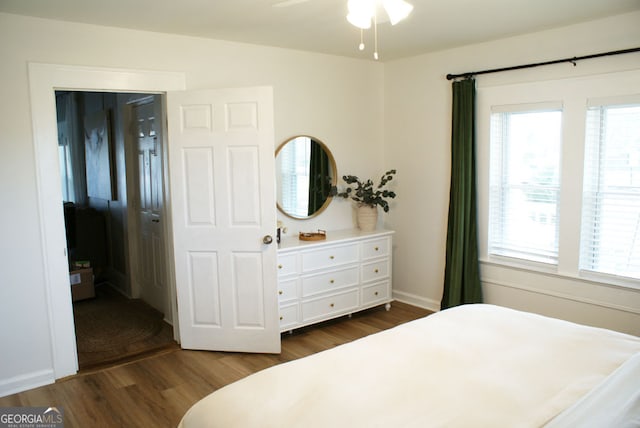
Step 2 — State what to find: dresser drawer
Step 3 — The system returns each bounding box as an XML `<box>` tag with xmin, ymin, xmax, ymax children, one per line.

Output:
<box><xmin>301</xmin><ymin>289</ymin><xmax>359</xmax><ymax>322</ymax></box>
<box><xmin>301</xmin><ymin>243</ymin><xmax>358</xmax><ymax>272</ymax></box>
<box><xmin>361</xmin><ymin>237</ymin><xmax>390</xmax><ymax>260</ymax></box>
<box><xmin>361</xmin><ymin>259</ymin><xmax>389</xmax><ymax>283</ymax></box>
<box><xmin>362</xmin><ymin>281</ymin><xmax>390</xmax><ymax>306</ymax></box>
<box><xmin>301</xmin><ymin>266</ymin><xmax>359</xmax><ymax>297</ymax></box>
<box><xmin>277</xmin><ymin>253</ymin><xmax>297</xmax><ymax>277</ymax></box>
<box><xmin>278</xmin><ymin>278</ymin><xmax>298</xmax><ymax>303</ymax></box>
<box><xmin>277</xmin><ymin>229</ymin><xmax>393</xmax><ymax>332</ymax></box>
<box><xmin>279</xmin><ymin>303</ymin><xmax>299</xmax><ymax>330</ymax></box>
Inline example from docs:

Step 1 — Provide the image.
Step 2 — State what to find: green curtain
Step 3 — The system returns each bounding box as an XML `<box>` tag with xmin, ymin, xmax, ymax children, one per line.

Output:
<box><xmin>441</xmin><ymin>78</ymin><xmax>483</xmax><ymax>309</ymax></box>
<box><xmin>307</xmin><ymin>141</ymin><xmax>330</xmax><ymax>215</ymax></box>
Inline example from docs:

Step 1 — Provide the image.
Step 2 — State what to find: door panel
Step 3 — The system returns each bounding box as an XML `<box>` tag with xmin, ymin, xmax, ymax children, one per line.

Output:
<box><xmin>228</xmin><ymin>147</ymin><xmax>261</xmax><ymax>224</ymax></box>
<box><xmin>189</xmin><ymin>251</ymin><xmax>221</xmax><ymax>326</ymax></box>
<box><xmin>167</xmin><ymin>87</ymin><xmax>279</xmax><ymax>353</ymax></box>
<box><xmin>232</xmin><ymin>252</ymin><xmax>265</xmax><ymax>327</ymax></box>
<box><xmin>133</xmin><ymin>100</ymin><xmax>166</xmax><ymax>314</ymax></box>
<box><xmin>183</xmin><ymin>147</ymin><xmax>216</xmax><ymax>225</ymax></box>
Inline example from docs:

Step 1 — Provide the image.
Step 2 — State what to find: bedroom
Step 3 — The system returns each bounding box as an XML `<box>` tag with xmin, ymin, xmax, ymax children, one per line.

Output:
<box><xmin>0</xmin><ymin>0</ymin><xmax>639</xmax><ymax>410</ymax></box>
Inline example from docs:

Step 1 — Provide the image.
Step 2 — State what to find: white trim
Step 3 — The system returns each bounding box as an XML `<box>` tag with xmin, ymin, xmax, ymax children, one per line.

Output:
<box><xmin>490</xmin><ymin>101</ymin><xmax>563</xmax><ymax>114</ymax></box>
<box><xmin>482</xmin><ymin>277</ymin><xmax>640</xmax><ymax>316</ymax></box>
<box><xmin>579</xmin><ymin>270</ymin><xmax>640</xmax><ymax>292</ymax></box>
<box><xmin>393</xmin><ymin>290</ymin><xmax>440</xmax><ymax>312</ymax></box>
<box><xmin>28</xmin><ymin>63</ymin><xmax>186</xmax><ymax>383</ymax></box>
<box><xmin>0</xmin><ymin>370</ymin><xmax>54</xmax><ymax>398</ymax></box>
<box><xmin>481</xmin><ymin>259</ymin><xmax>638</xmax><ymax>293</ymax></box>
<box><xmin>477</xmin><ymin>68</ymin><xmax>640</xmax><ymax>288</ymax></box>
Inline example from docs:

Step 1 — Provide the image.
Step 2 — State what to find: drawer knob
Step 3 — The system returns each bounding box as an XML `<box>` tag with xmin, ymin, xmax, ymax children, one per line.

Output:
<box><xmin>374</xmin><ymin>246</ymin><xmax>379</xmax><ymax>251</ymax></box>
<box><xmin>278</xmin><ymin>264</ymin><xmax>283</xmax><ymax>269</ymax></box>
<box><xmin>374</xmin><ymin>291</ymin><xmax>379</xmax><ymax>296</ymax></box>
<box><xmin>330</xmin><ymin>303</ymin><xmax>334</xmax><ymax>307</ymax></box>
<box><xmin>280</xmin><ymin>316</ymin><xmax>283</xmax><ymax>320</ymax></box>
<box><xmin>330</xmin><ymin>279</ymin><xmax>334</xmax><ymax>284</ymax></box>
<box><xmin>374</xmin><ymin>269</ymin><xmax>379</xmax><ymax>273</ymax></box>
<box><xmin>329</xmin><ymin>255</ymin><xmax>335</xmax><ymax>260</ymax></box>
<box><xmin>278</xmin><ymin>290</ymin><xmax>283</xmax><ymax>295</ymax></box>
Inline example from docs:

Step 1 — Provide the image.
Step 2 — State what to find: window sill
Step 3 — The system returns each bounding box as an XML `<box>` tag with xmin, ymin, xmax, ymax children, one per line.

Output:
<box><xmin>578</xmin><ymin>270</ymin><xmax>640</xmax><ymax>292</ymax></box>
<box><xmin>484</xmin><ymin>254</ymin><xmax>558</xmax><ymax>275</ymax></box>
<box><xmin>481</xmin><ymin>257</ymin><xmax>640</xmax><ymax>292</ymax></box>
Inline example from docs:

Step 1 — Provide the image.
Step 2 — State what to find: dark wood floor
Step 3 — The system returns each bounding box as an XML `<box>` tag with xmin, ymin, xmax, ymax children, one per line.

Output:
<box><xmin>0</xmin><ymin>302</ymin><xmax>431</xmax><ymax>428</ymax></box>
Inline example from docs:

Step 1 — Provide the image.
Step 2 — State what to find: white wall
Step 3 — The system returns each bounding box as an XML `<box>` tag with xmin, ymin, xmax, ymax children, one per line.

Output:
<box><xmin>1</xmin><ymin>9</ymin><xmax>639</xmax><ymax>397</ymax></box>
<box><xmin>0</xmin><ymin>12</ymin><xmax>383</xmax><ymax>396</ymax></box>
<box><xmin>385</xmin><ymin>11</ymin><xmax>640</xmax><ymax>331</ymax></box>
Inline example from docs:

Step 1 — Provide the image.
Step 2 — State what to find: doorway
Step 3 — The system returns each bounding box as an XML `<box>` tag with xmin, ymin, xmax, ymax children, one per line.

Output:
<box><xmin>31</xmin><ymin>64</ymin><xmax>279</xmax><ymax>384</ymax></box>
<box><xmin>29</xmin><ymin>63</ymin><xmax>186</xmax><ymax>380</ymax></box>
<box><xmin>55</xmin><ymin>89</ymin><xmax>176</xmax><ymax>370</ymax></box>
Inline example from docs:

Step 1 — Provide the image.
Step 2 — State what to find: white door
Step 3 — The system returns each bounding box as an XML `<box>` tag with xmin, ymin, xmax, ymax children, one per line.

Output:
<box><xmin>133</xmin><ymin>100</ymin><xmax>167</xmax><ymax>314</ymax></box>
<box><xmin>167</xmin><ymin>87</ymin><xmax>280</xmax><ymax>353</ymax></box>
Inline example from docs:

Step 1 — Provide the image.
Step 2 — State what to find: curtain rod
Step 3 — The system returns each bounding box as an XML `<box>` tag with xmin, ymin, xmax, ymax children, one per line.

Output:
<box><xmin>446</xmin><ymin>47</ymin><xmax>640</xmax><ymax>81</ymax></box>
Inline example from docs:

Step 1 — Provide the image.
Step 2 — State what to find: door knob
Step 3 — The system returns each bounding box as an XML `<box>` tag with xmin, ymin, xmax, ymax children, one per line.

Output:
<box><xmin>263</xmin><ymin>235</ymin><xmax>274</xmax><ymax>244</ymax></box>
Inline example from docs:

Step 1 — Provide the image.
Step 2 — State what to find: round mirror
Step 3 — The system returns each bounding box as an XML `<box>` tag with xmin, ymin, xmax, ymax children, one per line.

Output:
<box><xmin>275</xmin><ymin>135</ymin><xmax>337</xmax><ymax>219</ymax></box>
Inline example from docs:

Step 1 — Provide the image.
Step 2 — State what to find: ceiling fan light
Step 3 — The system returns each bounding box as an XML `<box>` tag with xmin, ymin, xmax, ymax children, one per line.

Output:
<box><xmin>382</xmin><ymin>0</ymin><xmax>413</xmax><ymax>25</ymax></box>
<box><xmin>347</xmin><ymin>12</ymin><xmax>372</xmax><ymax>29</ymax></box>
<box><xmin>347</xmin><ymin>0</ymin><xmax>413</xmax><ymax>59</ymax></box>
<box><xmin>347</xmin><ymin>0</ymin><xmax>374</xmax><ymax>29</ymax></box>
<box><xmin>348</xmin><ymin>0</ymin><xmax>374</xmax><ymax>14</ymax></box>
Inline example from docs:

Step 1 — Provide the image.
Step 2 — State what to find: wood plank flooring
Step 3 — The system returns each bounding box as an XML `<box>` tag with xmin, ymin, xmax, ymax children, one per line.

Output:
<box><xmin>0</xmin><ymin>302</ymin><xmax>431</xmax><ymax>428</ymax></box>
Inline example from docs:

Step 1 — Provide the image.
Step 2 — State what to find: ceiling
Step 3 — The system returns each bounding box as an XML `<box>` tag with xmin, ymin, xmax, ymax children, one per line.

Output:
<box><xmin>1</xmin><ymin>0</ymin><xmax>639</xmax><ymax>61</ymax></box>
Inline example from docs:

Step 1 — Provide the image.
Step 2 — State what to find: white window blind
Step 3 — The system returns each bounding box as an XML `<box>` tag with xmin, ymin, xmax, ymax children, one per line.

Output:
<box><xmin>580</xmin><ymin>102</ymin><xmax>640</xmax><ymax>280</ymax></box>
<box><xmin>489</xmin><ymin>106</ymin><xmax>562</xmax><ymax>264</ymax></box>
<box><xmin>279</xmin><ymin>136</ymin><xmax>311</xmax><ymax>217</ymax></box>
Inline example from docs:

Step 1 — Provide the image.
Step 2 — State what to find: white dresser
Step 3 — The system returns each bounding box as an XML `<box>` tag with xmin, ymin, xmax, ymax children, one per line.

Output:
<box><xmin>277</xmin><ymin>229</ymin><xmax>393</xmax><ymax>332</ymax></box>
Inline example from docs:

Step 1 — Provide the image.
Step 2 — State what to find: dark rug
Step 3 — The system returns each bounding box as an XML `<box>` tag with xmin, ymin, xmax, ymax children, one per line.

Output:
<box><xmin>73</xmin><ymin>285</ymin><xmax>178</xmax><ymax>370</ymax></box>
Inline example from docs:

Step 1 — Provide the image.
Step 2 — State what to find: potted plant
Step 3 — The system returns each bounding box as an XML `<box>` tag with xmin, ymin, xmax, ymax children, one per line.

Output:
<box><xmin>333</xmin><ymin>169</ymin><xmax>397</xmax><ymax>231</ymax></box>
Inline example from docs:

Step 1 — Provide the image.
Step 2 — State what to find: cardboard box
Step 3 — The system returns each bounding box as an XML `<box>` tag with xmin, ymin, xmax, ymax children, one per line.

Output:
<box><xmin>70</xmin><ymin>267</ymin><xmax>95</xmax><ymax>302</ymax></box>
<box><xmin>72</xmin><ymin>260</ymin><xmax>91</xmax><ymax>269</ymax></box>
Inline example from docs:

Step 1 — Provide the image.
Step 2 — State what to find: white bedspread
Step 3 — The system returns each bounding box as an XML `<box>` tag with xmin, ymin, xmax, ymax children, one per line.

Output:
<box><xmin>545</xmin><ymin>351</ymin><xmax>640</xmax><ymax>427</ymax></box>
<box><xmin>179</xmin><ymin>304</ymin><xmax>640</xmax><ymax>428</ymax></box>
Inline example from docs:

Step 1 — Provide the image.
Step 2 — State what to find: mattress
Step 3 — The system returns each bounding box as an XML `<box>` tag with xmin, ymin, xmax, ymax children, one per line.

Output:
<box><xmin>179</xmin><ymin>304</ymin><xmax>640</xmax><ymax>427</ymax></box>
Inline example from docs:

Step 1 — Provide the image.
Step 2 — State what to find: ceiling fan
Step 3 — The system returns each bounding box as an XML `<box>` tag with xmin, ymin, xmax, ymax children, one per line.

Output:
<box><xmin>272</xmin><ymin>0</ymin><xmax>413</xmax><ymax>60</ymax></box>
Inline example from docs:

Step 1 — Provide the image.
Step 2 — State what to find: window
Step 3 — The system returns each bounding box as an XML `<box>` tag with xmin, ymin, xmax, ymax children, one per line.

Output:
<box><xmin>580</xmin><ymin>102</ymin><xmax>640</xmax><ymax>280</ymax></box>
<box><xmin>479</xmin><ymin>70</ymin><xmax>640</xmax><ymax>290</ymax></box>
<box><xmin>277</xmin><ymin>136</ymin><xmax>311</xmax><ymax>217</ymax></box>
<box><xmin>489</xmin><ymin>106</ymin><xmax>562</xmax><ymax>264</ymax></box>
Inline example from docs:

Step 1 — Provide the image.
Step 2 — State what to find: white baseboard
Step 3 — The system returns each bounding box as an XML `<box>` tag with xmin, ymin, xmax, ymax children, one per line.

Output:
<box><xmin>0</xmin><ymin>369</ymin><xmax>54</xmax><ymax>398</ymax></box>
<box><xmin>393</xmin><ymin>290</ymin><xmax>441</xmax><ymax>312</ymax></box>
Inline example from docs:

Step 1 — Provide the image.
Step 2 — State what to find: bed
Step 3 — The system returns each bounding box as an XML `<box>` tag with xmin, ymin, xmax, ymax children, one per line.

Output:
<box><xmin>178</xmin><ymin>304</ymin><xmax>640</xmax><ymax>427</ymax></box>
